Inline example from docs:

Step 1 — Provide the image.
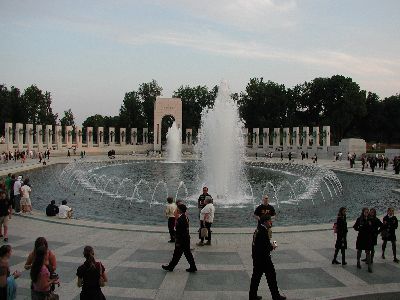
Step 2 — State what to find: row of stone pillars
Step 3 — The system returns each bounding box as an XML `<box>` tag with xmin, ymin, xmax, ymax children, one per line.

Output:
<box><xmin>243</xmin><ymin>126</ymin><xmax>331</xmax><ymax>148</ymax></box>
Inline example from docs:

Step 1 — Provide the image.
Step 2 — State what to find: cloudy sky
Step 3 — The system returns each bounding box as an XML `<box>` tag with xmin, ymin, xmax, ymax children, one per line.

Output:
<box><xmin>1</xmin><ymin>0</ymin><xmax>399</xmax><ymax>124</ymax></box>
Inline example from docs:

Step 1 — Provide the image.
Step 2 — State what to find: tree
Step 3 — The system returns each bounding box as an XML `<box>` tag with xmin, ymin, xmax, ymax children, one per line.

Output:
<box><xmin>119</xmin><ymin>91</ymin><xmax>145</xmax><ymax>129</ymax></box>
<box><xmin>23</xmin><ymin>85</ymin><xmax>57</xmax><ymax>126</ymax></box>
<box><xmin>138</xmin><ymin>80</ymin><xmax>163</xmax><ymax>128</ymax></box>
<box><xmin>60</xmin><ymin>109</ymin><xmax>75</xmax><ymax>127</ymax></box>
<box><xmin>382</xmin><ymin>94</ymin><xmax>400</xmax><ymax>144</ymax></box>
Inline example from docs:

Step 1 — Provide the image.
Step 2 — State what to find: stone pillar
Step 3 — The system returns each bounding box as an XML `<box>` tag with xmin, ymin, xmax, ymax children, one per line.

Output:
<box><xmin>322</xmin><ymin>126</ymin><xmax>331</xmax><ymax>147</ymax></box>
<box><xmin>97</xmin><ymin>127</ymin><xmax>104</xmax><ymax>147</ymax></box>
<box><xmin>273</xmin><ymin>128</ymin><xmax>280</xmax><ymax>147</ymax></box>
<box><xmin>75</xmin><ymin>126</ymin><xmax>82</xmax><ymax>148</ymax></box>
<box><xmin>143</xmin><ymin>128</ymin><xmax>148</xmax><ymax>144</ymax></box>
<box><xmin>55</xmin><ymin>125</ymin><xmax>62</xmax><ymax>149</ymax></box>
<box><xmin>86</xmin><ymin>127</ymin><xmax>93</xmax><ymax>147</ymax></box>
<box><xmin>45</xmin><ymin>125</ymin><xmax>53</xmax><ymax>148</ymax></box>
<box><xmin>292</xmin><ymin>127</ymin><xmax>300</xmax><ymax>147</ymax></box>
<box><xmin>109</xmin><ymin>127</ymin><xmax>115</xmax><ymax>146</ymax></box>
<box><xmin>26</xmin><ymin>124</ymin><xmax>33</xmax><ymax>150</ymax></box>
<box><xmin>36</xmin><ymin>125</ymin><xmax>43</xmax><ymax>151</ymax></box>
<box><xmin>283</xmin><ymin>128</ymin><xmax>290</xmax><ymax>147</ymax></box>
<box><xmin>15</xmin><ymin>123</ymin><xmax>24</xmax><ymax>149</ymax></box>
<box><xmin>131</xmin><ymin>128</ymin><xmax>137</xmax><ymax>145</ymax></box>
<box><xmin>302</xmin><ymin>126</ymin><xmax>309</xmax><ymax>147</ymax></box>
<box><xmin>5</xmin><ymin>123</ymin><xmax>13</xmax><ymax>151</ymax></box>
<box><xmin>119</xmin><ymin>128</ymin><xmax>126</xmax><ymax>145</ymax></box>
<box><xmin>186</xmin><ymin>129</ymin><xmax>192</xmax><ymax>145</ymax></box>
<box><xmin>313</xmin><ymin>126</ymin><xmax>320</xmax><ymax>147</ymax></box>
<box><xmin>253</xmin><ymin>128</ymin><xmax>259</xmax><ymax>147</ymax></box>
<box><xmin>262</xmin><ymin>128</ymin><xmax>269</xmax><ymax>148</ymax></box>
<box><xmin>65</xmin><ymin>126</ymin><xmax>73</xmax><ymax>148</ymax></box>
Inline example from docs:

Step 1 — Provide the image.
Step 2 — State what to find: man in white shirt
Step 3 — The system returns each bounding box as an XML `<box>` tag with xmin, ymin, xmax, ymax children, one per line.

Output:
<box><xmin>20</xmin><ymin>179</ymin><xmax>32</xmax><ymax>213</ymax></box>
<box><xmin>165</xmin><ymin>197</ymin><xmax>177</xmax><ymax>243</ymax></box>
<box><xmin>197</xmin><ymin>196</ymin><xmax>215</xmax><ymax>246</ymax></box>
<box><xmin>13</xmin><ymin>175</ymin><xmax>22</xmax><ymax>214</ymax></box>
<box><xmin>58</xmin><ymin>200</ymin><xmax>73</xmax><ymax>219</ymax></box>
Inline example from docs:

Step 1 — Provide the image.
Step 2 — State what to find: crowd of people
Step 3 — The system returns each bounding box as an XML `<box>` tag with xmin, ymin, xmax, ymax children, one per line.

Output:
<box><xmin>332</xmin><ymin>206</ymin><xmax>398</xmax><ymax>274</ymax></box>
<box><xmin>0</xmin><ymin>149</ymin><xmax>51</xmax><ymax>165</ymax></box>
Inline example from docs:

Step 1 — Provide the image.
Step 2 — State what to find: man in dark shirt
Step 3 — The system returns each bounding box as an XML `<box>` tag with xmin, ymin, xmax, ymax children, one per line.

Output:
<box><xmin>198</xmin><ymin>186</ymin><xmax>211</xmax><ymax>210</ymax></box>
<box><xmin>249</xmin><ymin>215</ymin><xmax>286</xmax><ymax>300</ymax></box>
<box><xmin>162</xmin><ymin>204</ymin><xmax>197</xmax><ymax>272</ymax></box>
<box><xmin>46</xmin><ymin>200</ymin><xmax>59</xmax><ymax>217</ymax></box>
<box><xmin>254</xmin><ymin>195</ymin><xmax>276</xmax><ymax>222</ymax></box>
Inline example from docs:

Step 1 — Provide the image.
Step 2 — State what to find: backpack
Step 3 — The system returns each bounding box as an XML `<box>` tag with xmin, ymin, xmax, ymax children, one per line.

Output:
<box><xmin>333</xmin><ymin>222</ymin><xmax>338</xmax><ymax>234</ymax></box>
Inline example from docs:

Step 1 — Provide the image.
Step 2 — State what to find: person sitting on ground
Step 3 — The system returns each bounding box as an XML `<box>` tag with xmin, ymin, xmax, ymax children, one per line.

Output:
<box><xmin>165</xmin><ymin>197</ymin><xmax>177</xmax><ymax>243</ymax></box>
<box><xmin>58</xmin><ymin>200</ymin><xmax>73</xmax><ymax>219</ymax></box>
<box><xmin>0</xmin><ymin>190</ymin><xmax>11</xmax><ymax>242</ymax></box>
<box><xmin>0</xmin><ymin>245</ymin><xmax>22</xmax><ymax>300</ymax></box>
<box><xmin>197</xmin><ymin>196</ymin><xmax>215</xmax><ymax>246</ymax></box>
<box><xmin>77</xmin><ymin>245</ymin><xmax>108</xmax><ymax>300</ymax></box>
<box><xmin>46</xmin><ymin>200</ymin><xmax>59</xmax><ymax>217</ymax></box>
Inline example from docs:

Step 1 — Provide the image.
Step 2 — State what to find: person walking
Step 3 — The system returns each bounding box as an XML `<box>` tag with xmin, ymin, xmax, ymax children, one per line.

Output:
<box><xmin>76</xmin><ymin>246</ymin><xmax>107</xmax><ymax>300</ymax></box>
<box><xmin>165</xmin><ymin>197</ymin><xmax>177</xmax><ymax>243</ymax></box>
<box><xmin>0</xmin><ymin>190</ymin><xmax>11</xmax><ymax>242</ymax></box>
<box><xmin>381</xmin><ymin>207</ymin><xmax>399</xmax><ymax>263</ymax></box>
<box><xmin>197</xmin><ymin>196</ymin><xmax>215</xmax><ymax>246</ymax></box>
<box><xmin>249</xmin><ymin>215</ymin><xmax>286</xmax><ymax>300</ymax></box>
<box><xmin>332</xmin><ymin>207</ymin><xmax>348</xmax><ymax>265</ymax></box>
<box><xmin>353</xmin><ymin>208</ymin><xmax>374</xmax><ymax>272</ymax></box>
<box><xmin>162</xmin><ymin>204</ymin><xmax>197</xmax><ymax>272</ymax></box>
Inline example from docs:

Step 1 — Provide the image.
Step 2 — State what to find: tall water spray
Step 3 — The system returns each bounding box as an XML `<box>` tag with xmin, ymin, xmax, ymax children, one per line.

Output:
<box><xmin>197</xmin><ymin>80</ymin><xmax>246</xmax><ymax>202</ymax></box>
<box><xmin>166</xmin><ymin>121</ymin><xmax>182</xmax><ymax>163</ymax></box>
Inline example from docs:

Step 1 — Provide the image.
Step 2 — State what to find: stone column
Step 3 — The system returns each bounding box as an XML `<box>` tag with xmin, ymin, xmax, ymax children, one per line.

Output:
<box><xmin>36</xmin><ymin>125</ymin><xmax>43</xmax><ymax>151</ymax></box>
<box><xmin>55</xmin><ymin>125</ymin><xmax>62</xmax><ymax>150</ymax></box>
<box><xmin>26</xmin><ymin>124</ymin><xmax>33</xmax><ymax>150</ymax></box>
<box><xmin>262</xmin><ymin>128</ymin><xmax>269</xmax><ymax>148</ymax></box>
<box><xmin>75</xmin><ymin>126</ymin><xmax>82</xmax><ymax>149</ymax></box>
<box><xmin>322</xmin><ymin>126</ymin><xmax>331</xmax><ymax>147</ymax></box>
<box><xmin>313</xmin><ymin>126</ymin><xmax>320</xmax><ymax>146</ymax></box>
<box><xmin>5</xmin><ymin>123</ymin><xmax>13</xmax><ymax>151</ymax></box>
<box><xmin>143</xmin><ymin>128</ymin><xmax>148</xmax><ymax>144</ymax></box>
<box><xmin>15</xmin><ymin>123</ymin><xmax>23</xmax><ymax>149</ymax></box>
<box><xmin>65</xmin><ymin>126</ymin><xmax>73</xmax><ymax>148</ymax></box>
<box><xmin>253</xmin><ymin>128</ymin><xmax>259</xmax><ymax>147</ymax></box>
<box><xmin>273</xmin><ymin>128</ymin><xmax>280</xmax><ymax>147</ymax></box>
<box><xmin>109</xmin><ymin>127</ymin><xmax>115</xmax><ymax>146</ymax></box>
<box><xmin>283</xmin><ymin>128</ymin><xmax>290</xmax><ymax>147</ymax></box>
<box><xmin>186</xmin><ymin>129</ymin><xmax>192</xmax><ymax>145</ymax></box>
<box><xmin>45</xmin><ymin>125</ymin><xmax>53</xmax><ymax>148</ymax></box>
<box><xmin>292</xmin><ymin>127</ymin><xmax>300</xmax><ymax>147</ymax></box>
<box><xmin>119</xmin><ymin>128</ymin><xmax>126</xmax><ymax>145</ymax></box>
<box><xmin>302</xmin><ymin>126</ymin><xmax>309</xmax><ymax>147</ymax></box>
<box><xmin>97</xmin><ymin>127</ymin><xmax>104</xmax><ymax>147</ymax></box>
<box><xmin>86</xmin><ymin>127</ymin><xmax>93</xmax><ymax>147</ymax></box>
<box><xmin>131</xmin><ymin>128</ymin><xmax>137</xmax><ymax>145</ymax></box>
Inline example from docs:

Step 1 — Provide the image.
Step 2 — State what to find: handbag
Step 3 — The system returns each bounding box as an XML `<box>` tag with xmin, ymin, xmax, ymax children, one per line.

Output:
<box><xmin>200</xmin><ymin>227</ymin><xmax>208</xmax><ymax>238</ymax></box>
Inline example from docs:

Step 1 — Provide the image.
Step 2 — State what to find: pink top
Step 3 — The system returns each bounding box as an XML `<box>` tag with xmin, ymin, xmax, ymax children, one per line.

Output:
<box><xmin>32</xmin><ymin>265</ymin><xmax>50</xmax><ymax>292</ymax></box>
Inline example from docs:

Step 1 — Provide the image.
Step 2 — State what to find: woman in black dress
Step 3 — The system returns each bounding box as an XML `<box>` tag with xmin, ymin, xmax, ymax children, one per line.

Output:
<box><xmin>353</xmin><ymin>207</ymin><xmax>374</xmax><ymax>272</ymax></box>
<box><xmin>76</xmin><ymin>246</ymin><xmax>107</xmax><ymax>300</ymax></box>
<box><xmin>332</xmin><ymin>207</ymin><xmax>348</xmax><ymax>265</ymax></box>
<box><xmin>381</xmin><ymin>207</ymin><xmax>399</xmax><ymax>263</ymax></box>
<box><xmin>361</xmin><ymin>208</ymin><xmax>382</xmax><ymax>264</ymax></box>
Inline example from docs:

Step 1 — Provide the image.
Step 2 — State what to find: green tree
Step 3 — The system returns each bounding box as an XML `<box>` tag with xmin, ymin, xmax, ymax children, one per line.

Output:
<box><xmin>138</xmin><ymin>80</ymin><xmax>163</xmax><ymax>128</ymax></box>
<box><xmin>382</xmin><ymin>94</ymin><xmax>400</xmax><ymax>143</ymax></box>
<box><xmin>119</xmin><ymin>91</ymin><xmax>145</xmax><ymax>130</ymax></box>
<box><xmin>23</xmin><ymin>85</ymin><xmax>57</xmax><ymax>125</ymax></box>
<box><xmin>60</xmin><ymin>109</ymin><xmax>75</xmax><ymax>127</ymax></box>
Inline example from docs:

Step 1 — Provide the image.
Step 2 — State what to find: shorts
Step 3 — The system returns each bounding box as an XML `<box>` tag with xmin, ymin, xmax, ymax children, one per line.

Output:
<box><xmin>0</xmin><ymin>216</ymin><xmax>9</xmax><ymax>227</ymax></box>
<box><xmin>21</xmin><ymin>197</ymin><xmax>32</xmax><ymax>206</ymax></box>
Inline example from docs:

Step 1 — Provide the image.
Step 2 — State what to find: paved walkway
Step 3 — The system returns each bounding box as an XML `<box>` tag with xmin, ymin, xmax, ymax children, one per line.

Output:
<box><xmin>1</xmin><ymin>155</ymin><xmax>399</xmax><ymax>299</ymax></box>
<box><xmin>3</xmin><ymin>214</ymin><xmax>400</xmax><ymax>300</ymax></box>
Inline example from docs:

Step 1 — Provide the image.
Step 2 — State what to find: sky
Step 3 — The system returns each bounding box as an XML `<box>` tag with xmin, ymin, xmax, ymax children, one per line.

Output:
<box><xmin>0</xmin><ymin>0</ymin><xmax>399</xmax><ymax>125</ymax></box>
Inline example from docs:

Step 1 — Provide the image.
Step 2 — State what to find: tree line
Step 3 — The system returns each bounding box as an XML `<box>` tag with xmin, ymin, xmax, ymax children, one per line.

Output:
<box><xmin>1</xmin><ymin>75</ymin><xmax>399</xmax><ymax>144</ymax></box>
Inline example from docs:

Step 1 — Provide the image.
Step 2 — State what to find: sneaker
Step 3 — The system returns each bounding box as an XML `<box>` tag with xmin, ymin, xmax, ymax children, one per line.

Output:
<box><xmin>161</xmin><ymin>265</ymin><xmax>173</xmax><ymax>272</ymax></box>
<box><xmin>342</xmin><ymin>261</ymin><xmax>347</xmax><ymax>266</ymax></box>
<box><xmin>332</xmin><ymin>259</ymin><xmax>340</xmax><ymax>265</ymax></box>
<box><xmin>186</xmin><ymin>267</ymin><xmax>197</xmax><ymax>273</ymax></box>
<box><xmin>394</xmin><ymin>258</ymin><xmax>399</xmax><ymax>263</ymax></box>
<box><xmin>196</xmin><ymin>242</ymin><xmax>204</xmax><ymax>246</ymax></box>
<box><xmin>205</xmin><ymin>241</ymin><xmax>211</xmax><ymax>246</ymax></box>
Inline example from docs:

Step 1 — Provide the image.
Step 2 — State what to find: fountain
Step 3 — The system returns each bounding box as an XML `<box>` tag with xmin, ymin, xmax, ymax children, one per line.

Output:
<box><xmin>165</xmin><ymin>121</ymin><xmax>182</xmax><ymax>163</ymax></box>
<box><xmin>196</xmin><ymin>80</ymin><xmax>246</xmax><ymax>202</ymax></box>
